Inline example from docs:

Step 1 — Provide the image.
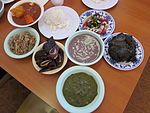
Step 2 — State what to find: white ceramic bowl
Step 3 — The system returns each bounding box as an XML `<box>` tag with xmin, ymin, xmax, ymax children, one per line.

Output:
<box><xmin>2</xmin><ymin>0</ymin><xmax>14</xmax><ymax>4</ymax></box>
<box><xmin>7</xmin><ymin>0</ymin><xmax>44</xmax><ymax>27</ymax></box>
<box><xmin>0</xmin><ymin>0</ymin><xmax>4</xmax><ymax>18</ymax></box>
<box><xmin>65</xmin><ymin>30</ymin><xmax>105</xmax><ymax>66</ymax></box>
<box><xmin>32</xmin><ymin>42</ymin><xmax>68</xmax><ymax>74</ymax></box>
<box><xmin>4</xmin><ymin>27</ymin><xmax>40</xmax><ymax>59</ymax></box>
<box><xmin>56</xmin><ymin>66</ymin><xmax>105</xmax><ymax>113</ymax></box>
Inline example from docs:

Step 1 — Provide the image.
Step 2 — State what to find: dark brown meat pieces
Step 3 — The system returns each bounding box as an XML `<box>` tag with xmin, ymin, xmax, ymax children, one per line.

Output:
<box><xmin>108</xmin><ymin>33</ymin><xmax>136</xmax><ymax>62</ymax></box>
<box><xmin>34</xmin><ymin>37</ymin><xmax>64</xmax><ymax>72</ymax></box>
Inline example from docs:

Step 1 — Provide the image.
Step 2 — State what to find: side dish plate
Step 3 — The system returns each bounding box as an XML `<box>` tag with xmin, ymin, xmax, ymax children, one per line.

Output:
<box><xmin>7</xmin><ymin>0</ymin><xmax>44</xmax><ymax>27</ymax></box>
<box><xmin>38</xmin><ymin>6</ymin><xmax>80</xmax><ymax>40</ymax></box>
<box><xmin>32</xmin><ymin>42</ymin><xmax>68</xmax><ymax>74</ymax></box>
<box><xmin>103</xmin><ymin>33</ymin><xmax>144</xmax><ymax>71</ymax></box>
<box><xmin>56</xmin><ymin>66</ymin><xmax>105</xmax><ymax>113</ymax></box>
<box><xmin>4</xmin><ymin>27</ymin><xmax>40</xmax><ymax>59</ymax></box>
<box><xmin>79</xmin><ymin>10</ymin><xmax>115</xmax><ymax>39</ymax></box>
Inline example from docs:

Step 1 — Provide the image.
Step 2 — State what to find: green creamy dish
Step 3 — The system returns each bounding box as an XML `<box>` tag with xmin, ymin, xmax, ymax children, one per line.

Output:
<box><xmin>63</xmin><ymin>72</ymin><xmax>98</xmax><ymax>107</ymax></box>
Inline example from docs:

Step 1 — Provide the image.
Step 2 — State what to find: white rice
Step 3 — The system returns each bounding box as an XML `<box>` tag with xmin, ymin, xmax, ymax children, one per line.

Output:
<box><xmin>44</xmin><ymin>9</ymin><xmax>70</xmax><ymax>31</ymax></box>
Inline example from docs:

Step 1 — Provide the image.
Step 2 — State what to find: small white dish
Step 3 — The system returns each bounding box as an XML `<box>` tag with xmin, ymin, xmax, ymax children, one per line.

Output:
<box><xmin>0</xmin><ymin>0</ymin><xmax>4</xmax><ymax>18</ymax></box>
<box><xmin>104</xmin><ymin>32</ymin><xmax>144</xmax><ymax>71</ymax></box>
<box><xmin>7</xmin><ymin>0</ymin><xmax>44</xmax><ymax>27</ymax></box>
<box><xmin>4</xmin><ymin>27</ymin><xmax>40</xmax><ymax>59</ymax></box>
<box><xmin>38</xmin><ymin>6</ymin><xmax>80</xmax><ymax>40</ymax></box>
<box><xmin>51</xmin><ymin>0</ymin><xmax>64</xmax><ymax>6</ymax></box>
<box><xmin>32</xmin><ymin>42</ymin><xmax>68</xmax><ymax>74</ymax></box>
<box><xmin>2</xmin><ymin>0</ymin><xmax>14</xmax><ymax>4</ymax></box>
<box><xmin>65</xmin><ymin>30</ymin><xmax>105</xmax><ymax>66</ymax></box>
<box><xmin>56</xmin><ymin>66</ymin><xmax>105</xmax><ymax>113</ymax></box>
<box><xmin>82</xmin><ymin>0</ymin><xmax>118</xmax><ymax>10</ymax></box>
<box><xmin>34</xmin><ymin>0</ymin><xmax>49</xmax><ymax>6</ymax></box>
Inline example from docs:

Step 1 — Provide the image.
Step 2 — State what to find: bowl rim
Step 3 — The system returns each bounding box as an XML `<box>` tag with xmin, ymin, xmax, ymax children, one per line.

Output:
<box><xmin>65</xmin><ymin>30</ymin><xmax>105</xmax><ymax>66</ymax></box>
<box><xmin>4</xmin><ymin>27</ymin><xmax>40</xmax><ymax>59</ymax></box>
<box><xmin>56</xmin><ymin>66</ymin><xmax>105</xmax><ymax>113</ymax></box>
<box><xmin>7</xmin><ymin>0</ymin><xmax>44</xmax><ymax>27</ymax></box>
<box><xmin>0</xmin><ymin>0</ymin><xmax>4</xmax><ymax>13</ymax></box>
<box><xmin>32</xmin><ymin>41</ymin><xmax>68</xmax><ymax>75</ymax></box>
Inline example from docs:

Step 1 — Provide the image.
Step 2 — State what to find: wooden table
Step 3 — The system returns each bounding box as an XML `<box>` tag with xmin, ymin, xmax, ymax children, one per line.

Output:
<box><xmin>0</xmin><ymin>0</ymin><xmax>150</xmax><ymax>113</ymax></box>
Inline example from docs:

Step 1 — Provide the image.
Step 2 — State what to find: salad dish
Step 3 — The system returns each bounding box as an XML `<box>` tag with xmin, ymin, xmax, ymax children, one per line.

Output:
<box><xmin>79</xmin><ymin>10</ymin><xmax>115</xmax><ymax>39</ymax></box>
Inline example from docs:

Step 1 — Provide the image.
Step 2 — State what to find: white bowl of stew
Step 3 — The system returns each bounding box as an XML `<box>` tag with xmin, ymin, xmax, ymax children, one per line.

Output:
<box><xmin>65</xmin><ymin>30</ymin><xmax>105</xmax><ymax>66</ymax></box>
<box><xmin>7</xmin><ymin>0</ymin><xmax>44</xmax><ymax>27</ymax></box>
<box><xmin>56</xmin><ymin>66</ymin><xmax>105</xmax><ymax>113</ymax></box>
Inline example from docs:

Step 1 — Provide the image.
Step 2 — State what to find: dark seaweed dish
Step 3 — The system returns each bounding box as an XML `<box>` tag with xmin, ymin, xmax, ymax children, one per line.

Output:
<box><xmin>108</xmin><ymin>33</ymin><xmax>137</xmax><ymax>62</ymax></box>
<box><xmin>63</xmin><ymin>72</ymin><xmax>97</xmax><ymax>107</ymax></box>
<box><xmin>34</xmin><ymin>37</ymin><xmax>64</xmax><ymax>72</ymax></box>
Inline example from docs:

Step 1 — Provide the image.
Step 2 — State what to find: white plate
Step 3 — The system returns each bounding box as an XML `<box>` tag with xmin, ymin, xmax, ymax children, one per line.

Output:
<box><xmin>82</xmin><ymin>0</ymin><xmax>118</xmax><ymax>10</ymax></box>
<box><xmin>38</xmin><ymin>6</ymin><xmax>80</xmax><ymax>40</ymax></box>
<box><xmin>79</xmin><ymin>10</ymin><xmax>115</xmax><ymax>39</ymax></box>
<box><xmin>56</xmin><ymin>66</ymin><xmax>105</xmax><ymax>113</ymax></box>
<box><xmin>2</xmin><ymin>0</ymin><xmax>14</xmax><ymax>4</ymax></box>
<box><xmin>104</xmin><ymin>33</ymin><xmax>144</xmax><ymax>71</ymax></box>
<box><xmin>32</xmin><ymin>42</ymin><xmax>68</xmax><ymax>74</ymax></box>
<box><xmin>4</xmin><ymin>27</ymin><xmax>40</xmax><ymax>59</ymax></box>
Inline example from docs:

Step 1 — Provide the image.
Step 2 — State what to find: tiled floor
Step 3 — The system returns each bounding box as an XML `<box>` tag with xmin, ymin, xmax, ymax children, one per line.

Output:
<box><xmin>0</xmin><ymin>74</ymin><xmax>57</xmax><ymax>113</ymax></box>
<box><xmin>0</xmin><ymin>57</ymin><xmax>150</xmax><ymax>113</ymax></box>
<box><xmin>124</xmin><ymin>57</ymin><xmax>150</xmax><ymax>113</ymax></box>
<box><xmin>0</xmin><ymin>74</ymin><xmax>30</xmax><ymax>113</ymax></box>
